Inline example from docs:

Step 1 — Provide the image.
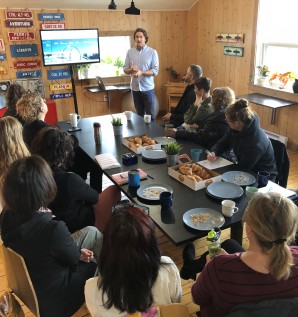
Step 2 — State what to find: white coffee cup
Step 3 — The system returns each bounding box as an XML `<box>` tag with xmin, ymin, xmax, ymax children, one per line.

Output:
<box><xmin>144</xmin><ymin>114</ymin><xmax>151</xmax><ymax>123</ymax></box>
<box><xmin>221</xmin><ymin>200</ymin><xmax>239</xmax><ymax>217</ymax></box>
<box><xmin>69</xmin><ymin>113</ymin><xmax>81</xmax><ymax>128</ymax></box>
<box><xmin>125</xmin><ymin>111</ymin><xmax>132</xmax><ymax>120</ymax></box>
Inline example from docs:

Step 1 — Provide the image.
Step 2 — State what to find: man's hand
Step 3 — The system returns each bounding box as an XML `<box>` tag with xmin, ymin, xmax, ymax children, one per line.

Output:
<box><xmin>133</xmin><ymin>70</ymin><xmax>143</xmax><ymax>78</ymax></box>
<box><xmin>80</xmin><ymin>248</ymin><xmax>94</xmax><ymax>262</ymax></box>
<box><xmin>207</xmin><ymin>151</ymin><xmax>217</xmax><ymax>162</ymax></box>
<box><xmin>163</xmin><ymin>113</ymin><xmax>171</xmax><ymax>121</ymax></box>
<box><xmin>165</xmin><ymin>128</ymin><xmax>177</xmax><ymax>138</ymax></box>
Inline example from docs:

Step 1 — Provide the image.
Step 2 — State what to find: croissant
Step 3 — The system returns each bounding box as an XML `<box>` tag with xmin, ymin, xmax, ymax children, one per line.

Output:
<box><xmin>199</xmin><ymin>170</ymin><xmax>211</xmax><ymax>179</ymax></box>
<box><xmin>179</xmin><ymin>165</ymin><xmax>187</xmax><ymax>175</ymax></box>
<box><xmin>185</xmin><ymin>167</ymin><xmax>192</xmax><ymax>176</ymax></box>
<box><xmin>135</xmin><ymin>137</ymin><xmax>142</xmax><ymax>145</ymax></box>
<box><xmin>187</xmin><ymin>175</ymin><xmax>197</xmax><ymax>182</ymax></box>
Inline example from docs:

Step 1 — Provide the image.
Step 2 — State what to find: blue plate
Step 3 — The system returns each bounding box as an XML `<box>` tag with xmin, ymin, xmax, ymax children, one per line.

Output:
<box><xmin>221</xmin><ymin>171</ymin><xmax>256</xmax><ymax>186</ymax></box>
<box><xmin>206</xmin><ymin>182</ymin><xmax>244</xmax><ymax>200</ymax></box>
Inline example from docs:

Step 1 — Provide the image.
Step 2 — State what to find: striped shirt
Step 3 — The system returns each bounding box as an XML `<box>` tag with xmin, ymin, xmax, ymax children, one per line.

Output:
<box><xmin>192</xmin><ymin>246</ymin><xmax>298</xmax><ymax>317</ymax></box>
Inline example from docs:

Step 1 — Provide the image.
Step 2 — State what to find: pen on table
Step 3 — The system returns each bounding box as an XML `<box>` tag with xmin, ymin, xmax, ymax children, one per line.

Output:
<box><xmin>147</xmin><ymin>174</ymin><xmax>154</xmax><ymax>179</ymax></box>
<box><xmin>205</xmin><ymin>149</ymin><xmax>211</xmax><ymax>156</ymax></box>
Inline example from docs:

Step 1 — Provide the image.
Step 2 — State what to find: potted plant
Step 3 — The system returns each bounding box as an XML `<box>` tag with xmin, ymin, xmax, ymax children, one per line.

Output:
<box><xmin>114</xmin><ymin>57</ymin><xmax>124</xmax><ymax>76</ymax></box>
<box><xmin>256</xmin><ymin>65</ymin><xmax>270</xmax><ymax>86</ymax></box>
<box><xmin>74</xmin><ymin>64</ymin><xmax>91</xmax><ymax>79</ymax></box>
<box><xmin>162</xmin><ymin>141</ymin><xmax>182</xmax><ymax>166</ymax></box>
<box><xmin>166</xmin><ymin>66</ymin><xmax>181</xmax><ymax>82</ymax></box>
<box><xmin>111</xmin><ymin>117</ymin><xmax>123</xmax><ymax>135</ymax></box>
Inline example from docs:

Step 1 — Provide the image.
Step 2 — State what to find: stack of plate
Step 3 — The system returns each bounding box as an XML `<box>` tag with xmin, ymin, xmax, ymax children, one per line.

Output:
<box><xmin>142</xmin><ymin>149</ymin><xmax>166</xmax><ymax>163</ymax></box>
<box><xmin>206</xmin><ymin>182</ymin><xmax>244</xmax><ymax>200</ymax></box>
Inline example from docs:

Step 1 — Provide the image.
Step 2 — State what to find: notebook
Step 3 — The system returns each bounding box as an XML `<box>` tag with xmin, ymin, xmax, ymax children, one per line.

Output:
<box><xmin>112</xmin><ymin>168</ymin><xmax>148</xmax><ymax>185</ymax></box>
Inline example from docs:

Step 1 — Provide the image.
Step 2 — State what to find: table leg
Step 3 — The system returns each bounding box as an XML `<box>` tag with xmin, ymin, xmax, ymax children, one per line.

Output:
<box><xmin>271</xmin><ymin>108</ymin><xmax>276</xmax><ymax>125</ymax></box>
<box><xmin>230</xmin><ymin>222</ymin><xmax>243</xmax><ymax>245</ymax></box>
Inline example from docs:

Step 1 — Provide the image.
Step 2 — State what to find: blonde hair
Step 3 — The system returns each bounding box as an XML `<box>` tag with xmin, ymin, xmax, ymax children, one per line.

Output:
<box><xmin>244</xmin><ymin>193</ymin><xmax>298</xmax><ymax>280</ymax></box>
<box><xmin>225</xmin><ymin>98</ymin><xmax>254</xmax><ymax>125</ymax></box>
<box><xmin>212</xmin><ymin>87</ymin><xmax>235</xmax><ymax>111</ymax></box>
<box><xmin>0</xmin><ymin>116</ymin><xmax>30</xmax><ymax>181</ymax></box>
<box><xmin>16</xmin><ymin>91</ymin><xmax>43</xmax><ymax>122</ymax></box>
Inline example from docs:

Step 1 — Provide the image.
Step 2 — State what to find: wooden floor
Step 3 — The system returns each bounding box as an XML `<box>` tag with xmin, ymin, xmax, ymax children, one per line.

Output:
<box><xmin>1</xmin><ymin>149</ymin><xmax>297</xmax><ymax>316</ymax></box>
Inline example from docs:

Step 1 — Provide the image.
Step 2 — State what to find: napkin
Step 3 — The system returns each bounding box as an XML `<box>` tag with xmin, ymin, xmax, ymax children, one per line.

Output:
<box><xmin>199</xmin><ymin>157</ymin><xmax>233</xmax><ymax>170</ymax></box>
<box><xmin>95</xmin><ymin>153</ymin><xmax>121</xmax><ymax>170</ymax></box>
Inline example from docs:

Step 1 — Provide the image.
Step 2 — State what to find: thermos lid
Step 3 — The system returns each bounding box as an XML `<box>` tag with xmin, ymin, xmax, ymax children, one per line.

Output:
<box><xmin>93</xmin><ymin>122</ymin><xmax>101</xmax><ymax>127</ymax></box>
<box><xmin>207</xmin><ymin>227</ymin><xmax>221</xmax><ymax>241</ymax></box>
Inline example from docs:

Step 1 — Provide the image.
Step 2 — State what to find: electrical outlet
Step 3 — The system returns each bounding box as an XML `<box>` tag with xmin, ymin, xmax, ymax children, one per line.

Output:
<box><xmin>103</xmin><ymin>95</ymin><xmax>108</xmax><ymax>102</ymax></box>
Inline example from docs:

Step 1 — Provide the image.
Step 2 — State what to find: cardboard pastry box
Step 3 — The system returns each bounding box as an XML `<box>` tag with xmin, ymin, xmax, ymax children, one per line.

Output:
<box><xmin>122</xmin><ymin>135</ymin><xmax>161</xmax><ymax>154</ymax></box>
<box><xmin>168</xmin><ymin>162</ymin><xmax>221</xmax><ymax>191</ymax></box>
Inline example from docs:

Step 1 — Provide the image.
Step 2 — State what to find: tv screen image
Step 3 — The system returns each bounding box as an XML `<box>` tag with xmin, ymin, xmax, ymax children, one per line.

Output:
<box><xmin>40</xmin><ymin>29</ymin><xmax>100</xmax><ymax>66</ymax></box>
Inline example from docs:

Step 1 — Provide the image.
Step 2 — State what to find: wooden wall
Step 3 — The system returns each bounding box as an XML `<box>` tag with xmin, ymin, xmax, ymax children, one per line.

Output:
<box><xmin>0</xmin><ymin>10</ymin><xmax>187</xmax><ymax>120</ymax></box>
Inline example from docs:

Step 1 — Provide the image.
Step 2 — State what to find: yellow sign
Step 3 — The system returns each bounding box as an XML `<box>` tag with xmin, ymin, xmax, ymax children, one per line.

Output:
<box><xmin>49</xmin><ymin>83</ymin><xmax>72</xmax><ymax>91</ymax></box>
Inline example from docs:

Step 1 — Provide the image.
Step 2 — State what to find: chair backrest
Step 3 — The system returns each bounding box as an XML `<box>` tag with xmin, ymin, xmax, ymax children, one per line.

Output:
<box><xmin>159</xmin><ymin>303</ymin><xmax>189</xmax><ymax>317</ymax></box>
<box><xmin>270</xmin><ymin>138</ymin><xmax>290</xmax><ymax>188</ymax></box>
<box><xmin>1</xmin><ymin>244</ymin><xmax>40</xmax><ymax>317</ymax></box>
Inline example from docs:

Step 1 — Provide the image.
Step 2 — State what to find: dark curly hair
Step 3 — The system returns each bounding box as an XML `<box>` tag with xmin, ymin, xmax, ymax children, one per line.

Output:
<box><xmin>134</xmin><ymin>28</ymin><xmax>149</xmax><ymax>43</ymax></box>
<box><xmin>5</xmin><ymin>83</ymin><xmax>26</xmax><ymax>112</ymax></box>
<box><xmin>31</xmin><ymin>126</ymin><xmax>74</xmax><ymax>169</ymax></box>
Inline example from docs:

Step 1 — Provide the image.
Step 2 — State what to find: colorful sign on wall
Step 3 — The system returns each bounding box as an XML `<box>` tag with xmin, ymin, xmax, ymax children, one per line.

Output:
<box><xmin>5</xmin><ymin>10</ymin><xmax>33</xmax><ymax>19</ymax></box>
<box><xmin>50</xmin><ymin>83</ymin><xmax>72</xmax><ymax>91</ymax></box>
<box><xmin>50</xmin><ymin>92</ymin><xmax>72</xmax><ymax>99</ymax></box>
<box><xmin>14</xmin><ymin>60</ymin><xmax>41</xmax><ymax>69</ymax></box>
<box><xmin>0</xmin><ymin>54</ymin><xmax>6</xmax><ymax>61</ymax></box>
<box><xmin>0</xmin><ymin>39</ymin><xmax>5</xmax><ymax>51</ymax></box>
<box><xmin>38</xmin><ymin>13</ymin><xmax>65</xmax><ymax>21</ymax></box>
<box><xmin>40</xmin><ymin>23</ymin><xmax>65</xmax><ymax>29</ymax></box>
<box><xmin>10</xmin><ymin>44</ymin><xmax>38</xmax><ymax>57</ymax></box>
<box><xmin>5</xmin><ymin>20</ymin><xmax>34</xmax><ymax>27</ymax></box>
<box><xmin>8</xmin><ymin>32</ymin><xmax>36</xmax><ymax>41</ymax></box>
<box><xmin>47</xmin><ymin>69</ymin><xmax>71</xmax><ymax>79</ymax></box>
<box><xmin>16</xmin><ymin>70</ymin><xmax>42</xmax><ymax>78</ymax></box>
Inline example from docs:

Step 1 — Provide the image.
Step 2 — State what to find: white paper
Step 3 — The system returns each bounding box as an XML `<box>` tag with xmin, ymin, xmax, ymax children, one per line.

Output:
<box><xmin>257</xmin><ymin>181</ymin><xmax>296</xmax><ymax>198</ymax></box>
<box><xmin>95</xmin><ymin>153</ymin><xmax>121</xmax><ymax>170</ymax></box>
<box><xmin>198</xmin><ymin>157</ymin><xmax>234</xmax><ymax>170</ymax></box>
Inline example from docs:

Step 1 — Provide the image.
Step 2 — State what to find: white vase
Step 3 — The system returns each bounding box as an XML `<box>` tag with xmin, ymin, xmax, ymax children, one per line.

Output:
<box><xmin>113</xmin><ymin>125</ymin><xmax>123</xmax><ymax>136</ymax></box>
<box><xmin>256</xmin><ymin>77</ymin><xmax>266</xmax><ymax>86</ymax></box>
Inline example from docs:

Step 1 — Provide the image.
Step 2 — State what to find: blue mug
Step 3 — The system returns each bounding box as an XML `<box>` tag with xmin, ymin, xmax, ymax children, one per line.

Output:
<box><xmin>160</xmin><ymin>191</ymin><xmax>173</xmax><ymax>209</ymax></box>
<box><xmin>191</xmin><ymin>148</ymin><xmax>203</xmax><ymax>162</ymax></box>
<box><xmin>128</xmin><ymin>169</ymin><xmax>140</xmax><ymax>187</ymax></box>
<box><xmin>257</xmin><ymin>171</ymin><xmax>270</xmax><ymax>188</ymax></box>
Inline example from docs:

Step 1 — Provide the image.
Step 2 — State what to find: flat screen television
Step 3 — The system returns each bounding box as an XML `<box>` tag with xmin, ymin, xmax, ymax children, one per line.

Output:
<box><xmin>40</xmin><ymin>29</ymin><xmax>100</xmax><ymax>67</ymax></box>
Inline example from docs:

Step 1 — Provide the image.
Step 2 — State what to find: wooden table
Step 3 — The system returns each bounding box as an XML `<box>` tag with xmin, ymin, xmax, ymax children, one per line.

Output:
<box><xmin>57</xmin><ymin>113</ymin><xmax>249</xmax><ymax>246</ymax></box>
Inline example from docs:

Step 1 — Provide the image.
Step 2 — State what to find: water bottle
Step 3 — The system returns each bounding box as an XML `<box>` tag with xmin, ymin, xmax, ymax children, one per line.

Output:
<box><xmin>207</xmin><ymin>227</ymin><xmax>221</xmax><ymax>258</ymax></box>
<box><xmin>93</xmin><ymin>122</ymin><xmax>102</xmax><ymax>144</ymax></box>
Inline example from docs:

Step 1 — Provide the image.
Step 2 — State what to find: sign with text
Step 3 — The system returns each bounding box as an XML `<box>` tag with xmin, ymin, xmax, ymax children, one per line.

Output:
<box><xmin>0</xmin><ymin>54</ymin><xmax>6</xmax><ymax>61</ymax></box>
<box><xmin>38</xmin><ymin>13</ymin><xmax>65</xmax><ymax>21</ymax></box>
<box><xmin>0</xmin><ymin>39</ymin><xmax>5</xmax><ymax>51</ymax></box>
<box><xmin>40</xmin><ymin>22</ymin><xmax>65</xmax><ymax>30</ymax></box>
<box><xmin>14</xmin><ymin>60</ymin><xmax>41</xmax><ymax>69</ymax></box>
<box><xmin>10</xmin><ymin>44</ymin><xmax>38</xmax><ymax>57</ymax></box>
<box><xmin>50</xmin><ymin>92</ymin><xmax>72</xmax><ymax>99</ymax></box>
<box><xmin>50</xmin><ymin>83</ymin><xmax>72</xmax><ymax>91</ymax></box>
<box><xmin>8</xmin><ymin>32</ymin><xmax>36</xmax><ymax>41</ymax></box>
<box><xmin>16</xmin><ymin>70</ymin><xmax>42</xmax><ymax>78</ymax></box>
<box><xmin>5</xmin><ymin>20</ymin><xmax>34</xmax><ymax>28</ymax></box>
<box><xmin>47</xmin><ymin>69</ymin><xmax>70</xmax><ymax>79</ymax></box>
<box><xmin>5</xmin><ymin>10</ymin><xmax>33</xmax><ymax>19</ymax></box>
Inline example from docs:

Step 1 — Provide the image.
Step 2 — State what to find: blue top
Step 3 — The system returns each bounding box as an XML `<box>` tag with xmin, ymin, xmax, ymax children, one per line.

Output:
<box><xmin>124</xmin><ymin>45</ymin><xmax>159</xmax><ymax>92</ymax></box>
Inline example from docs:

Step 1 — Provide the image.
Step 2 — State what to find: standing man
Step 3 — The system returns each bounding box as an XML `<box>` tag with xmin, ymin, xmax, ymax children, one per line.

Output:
<box><xmin>163</xmin><ymin>64</ymin><xmax>203</xmax><ymax>127</ymax></box>
<box><xmin>124</xmin><ymin>28</ymin><xmax>159</xmax><ymax>121</ymax></box>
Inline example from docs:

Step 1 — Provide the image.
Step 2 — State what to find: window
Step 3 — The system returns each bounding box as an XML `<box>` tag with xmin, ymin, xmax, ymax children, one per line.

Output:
<box><xmin>82</xmin><ymin>33</ymin><xmax>132</xmax><ymax>79</ymax></box>
<box><xmin>255</xmin><ymin>0</ymin><xmax>298</xmax><ymax>89</ymax></box>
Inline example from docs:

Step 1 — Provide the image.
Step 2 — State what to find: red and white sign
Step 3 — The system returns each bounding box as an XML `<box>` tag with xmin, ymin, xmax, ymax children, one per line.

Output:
<box><xmin>8</xmin><ymin>32</ymin><xmax>36</xmax><ymax>41</ymax></box>
<box><xmin>13</xmin><ymin>60</ymin><xmax>41</xmax><ymax>69</ymax></box>
<box><xmin>5</xmin><ymin>10</ymin><xmax>33</xmax><ymax>19</ymax></box>
<box><xmin>40</xmin><ymin>23</ymin><xmax>65</xmax><ymax>30</ymax></box>
<box><xmin>0</xmin><ymin>39</ymin><xmax>5</xmax><ymax>51</ymax></box>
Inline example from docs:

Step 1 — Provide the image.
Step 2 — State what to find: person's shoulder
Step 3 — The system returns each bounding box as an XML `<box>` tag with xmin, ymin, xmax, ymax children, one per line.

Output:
<box><xmin>85</xmin><ymin>276</ymin><xmax>100</xmax><ymax>289</ymax></box>
<box><xmin>211</xmin><ymin>253</ymin><xmax>241</xmax><ymax>267</ymax></box>
<box><xmin>161</xmin><ymin>256</ymin><xmax>175</xmax><ymax>264</ymax></box>
<box><xmin>290</xmin><ymin>246</ymin><xmax>298</xmax><ymax>261</ymax></box>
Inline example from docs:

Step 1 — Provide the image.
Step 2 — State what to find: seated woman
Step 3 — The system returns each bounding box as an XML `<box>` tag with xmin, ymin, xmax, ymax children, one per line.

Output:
<box><xmin>16</xmin><ymin>91</ymin><xmax>48</xmax><ymax>148</ymax></box>
<box><xmin>0</xmin><ymin>116</ymin><xmax>30</xmax><ymax>210</ymax></box>
<box><xmin>3</xmin><ymin>83</ymin><xmax>26</xmax><ymax>125</ymax></box>
<box><xmin>165</xmin><ymin>87</ymin><xmax>235</xmax><ymax>149</ymax></box>
<box><xmin>1</xmin><ymin>156</ymin><xmax>99</xmax><ymax>317</ymax></box>
<box><xmin>31</xmin><ymin>126</ymin><xmax>121</xmax><ymax>233</ymax></box>
<box><xmin>208</xmin><ymin>98</ymin><xmax>277</xmax><ymax>179</ymax></box>
<box><xmin>181</xmin><ymin>77</ymin><xmax>213</xmax><ymax>131</ymax></box>
<box><xmin>85</xmin><ymin>204</ymin><xmax>182</xmax><ymax>317</ymax></box>
<box><xmin>183</xmin><ymin>193</ymin><xmax>298</xmax><ymax>316</ymax></box>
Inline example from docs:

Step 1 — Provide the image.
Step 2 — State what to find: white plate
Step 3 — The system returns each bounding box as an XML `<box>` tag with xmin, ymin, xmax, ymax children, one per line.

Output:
<box><xmin>183</xmin><ymin>208</ymin><xmax>225</xmax><ymax>231</ymax></box>
<box><xmin>221</xmin><ymin>171</ymin><xmax>256</xmax><ymax>186</ymax></box>
<box><xmin>206</xmin><ymin>182</ymin><xmax>244</xmax><ymax>199</ymax></box>
<box><xmin>153</xmin><ymin>136</ymin><xmax>175</xmax><ymax>145</ymax></box>
<box><xmin>142</xmin><ymin>149</ymin><xmax>166</xmax><ymax>161</ymax></box>
<box><xmin>137</xmin><ymin>183</ymin><xmax>173</xmax><ymax>201</ymax></box>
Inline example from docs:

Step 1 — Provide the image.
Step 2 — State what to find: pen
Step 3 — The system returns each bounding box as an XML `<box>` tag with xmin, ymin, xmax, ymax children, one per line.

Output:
<box><xmin>205</xmin><ymin>149</ymin><xmax>211</xmax><ymax>156</ymax></box>
<box><xmin>147</xmin><ymin>174</ymin><xmax>154</xmax><ymax>179</ymax></box>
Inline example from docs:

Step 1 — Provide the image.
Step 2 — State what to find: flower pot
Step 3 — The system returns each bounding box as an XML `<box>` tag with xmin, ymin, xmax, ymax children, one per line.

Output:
<box><xmin>256</xmin><ymin>77</ymin><xmax>266</xmax><ymax>86</ymax></box>
<box><xmin>113</xmin><ymin>125</ymin><xmax>123</xmax><ymax>136</ymax></box>
<box><xmin>115</xmin><ymin>69</ymin><xmax>120</xmax><ymax>76</ymax></box>
<box><xmin>166</xmin><ymin>154</ymin><xmax>178</xmax><ymax>166</ymax></box>
<box><xmin>293</xmin><ymin>79</ymin><xmax>298</xmax><ymax>93</ymax></box>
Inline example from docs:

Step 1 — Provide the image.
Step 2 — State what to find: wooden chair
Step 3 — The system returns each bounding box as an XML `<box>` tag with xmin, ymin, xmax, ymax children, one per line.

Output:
<box><xmin>159</xmin><ymin>303</ymin><xmax>189</xmax><ymax>317</ymax></box>
<box><xmin>1</xmin><ymin>244</ymin><xmax>40</xmax><ymax>317</ymax></box>
<box><xmin>167</xmin><ymin>81</ymin><xmax>186</xmax><ymax>112</ymax></box>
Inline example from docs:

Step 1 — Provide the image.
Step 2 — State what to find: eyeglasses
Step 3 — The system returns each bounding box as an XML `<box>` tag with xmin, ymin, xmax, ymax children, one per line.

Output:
<box><xmin>112</xmin><ymin>203</ymin><xmax>150</xmax><ymax>215</ymax></box>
